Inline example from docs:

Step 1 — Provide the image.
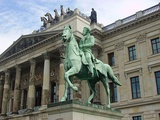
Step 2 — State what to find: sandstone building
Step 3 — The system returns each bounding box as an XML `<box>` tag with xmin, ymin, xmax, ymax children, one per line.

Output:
<box><xmin>0</xmin><ymin>3</ymin><xmax>160</xmax><ymax>120</ymax></box>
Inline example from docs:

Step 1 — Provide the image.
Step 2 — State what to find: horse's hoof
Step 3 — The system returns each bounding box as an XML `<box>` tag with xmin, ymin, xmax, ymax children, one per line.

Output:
<box><xmin>61</xmin><ymin>97</ymin><xmax>66</xmax><ymax>101</ymax></box>
<box><xmin>73</xmin><ymin>86</ymin><xmax>78</xmax><ymax>92</ymax></box>
<box><xmin>107</xmin><ymin>105</ymin><xmax>111</xmax><ymax>108</ymax></box>
<box><xmin>87</xmin><ymin>101</ymin><xmax>91</xmax><ymax>104</ymax></box>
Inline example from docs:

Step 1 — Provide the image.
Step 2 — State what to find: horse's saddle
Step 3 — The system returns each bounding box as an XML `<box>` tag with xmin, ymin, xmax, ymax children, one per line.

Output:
<box><xmin>80</xmin><ymin>51</ymin><xmax>100</xmax><ymax>66</ymax></box>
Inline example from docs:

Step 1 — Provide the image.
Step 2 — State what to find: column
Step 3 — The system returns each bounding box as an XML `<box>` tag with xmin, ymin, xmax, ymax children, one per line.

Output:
<box><xmin>58</xmin><ymin>48</ymin><xmax>65</xmax><ymax>101</ymax></box>
<box><xmin>1</xmin><ymin>70</ymin><xmax>10</xmax><ymax>115</ymax></box>
<box><xmin>20</xmin><ymin>90</ymin><xmax>24</xmax><ymax>109</ymax></box>
<box><xmin>0</xmin><ymin>75</ymin><xmax>4</xmax><ymax>113</ymax></box>
<box><xmin>41</xmin><ymin>53</ymin><xmax>50</xmax><ymax>108</ymax></box>
<box><xmin>13</xmin><ymin>65</ymin><xmax>21</xmax><ymax>113</ymax></box>
<box><xmin>27</xmin><ymin>59</ymin><xmax>36</xmax><ymax>110</ymax></box>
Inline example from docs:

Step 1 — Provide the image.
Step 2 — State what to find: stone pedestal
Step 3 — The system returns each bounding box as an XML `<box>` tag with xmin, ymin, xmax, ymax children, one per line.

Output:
<box><xmin>48</xmin><ymin>100</ymin><xmax>123</xmax><ymax>120</ymax></box>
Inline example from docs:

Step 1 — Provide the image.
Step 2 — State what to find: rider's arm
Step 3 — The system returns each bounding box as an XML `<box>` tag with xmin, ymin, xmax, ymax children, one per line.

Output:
<box><xmin>79</xmin><ymin>38</ymin><xmax>84</xmax><ymax>49</ymax></box>
<box><xmin>83</xmin><ymin>36</ymin><xmax>95</xmax><ymax>47</ymax></box>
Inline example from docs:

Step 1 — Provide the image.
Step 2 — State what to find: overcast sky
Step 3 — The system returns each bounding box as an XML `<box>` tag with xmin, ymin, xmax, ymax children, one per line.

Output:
<box><xmin>0</xmin><ymin>0</ymin><xmax>159</xmax><ymax>55</ymax></box>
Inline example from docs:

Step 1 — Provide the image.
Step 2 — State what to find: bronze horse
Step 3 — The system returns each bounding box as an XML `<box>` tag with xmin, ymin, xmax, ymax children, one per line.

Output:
<box><xmin>61</xmin><ymin>25</ymin><xmax>121</xmax><ymax>108</ymax></box>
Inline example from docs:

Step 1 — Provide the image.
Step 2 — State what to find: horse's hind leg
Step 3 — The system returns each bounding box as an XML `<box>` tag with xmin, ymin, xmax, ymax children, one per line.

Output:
<box><xmin>87</xmin><ymin>80</ymin><xmax>96</xmax><ymax>104</ymax></box>
<box><xmin>101</xmin><ymin>77</ymin><xmax>110</xmax><ymax>108</ymax></box>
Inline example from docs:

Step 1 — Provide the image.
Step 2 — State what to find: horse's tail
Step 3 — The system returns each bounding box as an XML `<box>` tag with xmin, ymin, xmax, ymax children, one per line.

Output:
<box><xmin>105</xmin><ymin>64</ymin><xmax>121</xmax><ymax>86</ymax></box>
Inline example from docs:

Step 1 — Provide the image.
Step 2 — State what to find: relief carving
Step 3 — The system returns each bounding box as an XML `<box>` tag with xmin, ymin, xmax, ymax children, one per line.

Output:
<box><xmin>137</xmin><ymin>33</ymin><xmax>146</xmax><ymax>43</ymax></box>
<box><xmin>115</xmin><ymin>41</ymin><xmax>124</xmax><ymax>50</ymax></box>
<box><xmin>35</xmin><ymin>74</ymin><xmax>42</xmax><ymax>81</ymax></box>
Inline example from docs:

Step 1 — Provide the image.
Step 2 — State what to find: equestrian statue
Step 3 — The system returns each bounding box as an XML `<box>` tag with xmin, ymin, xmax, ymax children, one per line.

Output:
<box><xmin>61</xmin><ymin>25</ymin><xmax>121</xmax><ymax>108</ymax></box>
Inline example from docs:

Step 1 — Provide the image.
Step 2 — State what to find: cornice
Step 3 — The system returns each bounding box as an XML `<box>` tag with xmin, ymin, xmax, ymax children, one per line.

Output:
<box><xmin>102</xmin><ymin>10</ymin><xmax>160</xmax><ymax>38</ymax></box>
<box><xmin>91</xmin><ymin>28</ymin><xmax>103</xmax><ymax>40</ymax></box>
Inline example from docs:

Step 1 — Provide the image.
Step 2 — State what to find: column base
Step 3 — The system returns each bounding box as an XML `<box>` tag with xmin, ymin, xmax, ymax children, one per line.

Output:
<box><xmin>12</xmin><ymin>111</ymin><xmax>18</xmax><ymax>114</ymax></box>
<box><xmin>25</xmin><ymin>108</ymin><xmax>34</xmax><ymax>113</ymax></box>
<box><xmin>39</xmin><ymin>105</ymin><xmax>47</xmax><ymax>111</ymax></box>
<box><xmin>0</xmin><ymin>113</ymin><xmax>7</xmax><ymax>116</ymax></box>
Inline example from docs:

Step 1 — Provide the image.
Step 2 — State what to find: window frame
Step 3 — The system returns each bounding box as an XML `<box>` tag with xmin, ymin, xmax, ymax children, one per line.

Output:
<box><xmin>130</xmin><ymin>76</ymin><xmax>141</xmax><ymax>99</ymax></box>
<box><xmin>108</xmin><ymin>52</ymin><xmax>115</xmax><ymax>66</ymax></box>
<box><xmin>35</xmin><ymin>86</ymin><xmax>42</xmax><ymax>107</ymax></box>
<box><xmin>51</xmin><ymin>82</ymin><xmax>57</xmax><ymax>103</ymax></box>
<box><xmin>155</xmin><ymin>71</ymin><xmax>160</xmax><ymax>95</ymax></box>
<box><xmin>132</xmin><ymin>115</ymin><xmax>142</xmax><ymax>120</ymax></box>
<box><xmin>109</xmin><ymin>82</ymin><xmax>118</xmax><ymax>103</ymax></box>
<box><xmin>151</xmin><ymin>37</ymin><xmax>160</xmax><ymax>54</ymax></box>
<box><xmin>128</xmin><ymin>45</ymin><xmax>136</xmax><ymax>61</ymax></box>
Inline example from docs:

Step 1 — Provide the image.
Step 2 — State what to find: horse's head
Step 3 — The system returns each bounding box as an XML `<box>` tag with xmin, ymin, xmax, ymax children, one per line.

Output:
<box><xmin>62</xmin><ymin>25</ymin><xmax>72</xmax><ymax>43</ymax></box>
<box><xmin>54</xmin><ymin>9</ymin><xmax>57</xmax><ymax>13</ymax></box>
<box><xmin>60</xmin><ymin>5</ymin><xmax>63</xmax><ymax>9</ymax></box>
<box><xmin>45</xmin><ymin>13</ymin><xmax>49</xmax><ymax>16</ymax></box>
<box><xmin>40</xmin><ymin>17</ymin><xmax>43</xmax><ymax>21</ymax></box>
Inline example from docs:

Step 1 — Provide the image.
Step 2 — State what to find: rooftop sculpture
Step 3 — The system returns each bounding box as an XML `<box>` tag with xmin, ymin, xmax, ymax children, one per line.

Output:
<box><xmin>40</xmin><ymin>5</ymin><xmax>74</xmax><ymax>29</ymax></box>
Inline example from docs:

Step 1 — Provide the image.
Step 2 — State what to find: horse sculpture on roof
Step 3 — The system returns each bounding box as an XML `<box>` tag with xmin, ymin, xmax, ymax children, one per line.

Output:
<box><xmin>60</xmin><ymin>5</ymin><xmax>65</xmax><ymax>16</ymax></box>
<box><xmin>61</xmin><ymin>25</ymin><xmax>121</xmax><ymax>108</ymax></box>
<box><xmin>45</xmin><ymin>12</ymin><xmax>54</xmax><ymax>24</ymax></box>
<box><xmin>54</xmin><ymin>9</ymin><xmax>60</xmax><ymax>22</ymax></box>
<box><xmin>40</xmin><ymin>17</ymin><xmax>48</xmax><ymax>28</ymax></box>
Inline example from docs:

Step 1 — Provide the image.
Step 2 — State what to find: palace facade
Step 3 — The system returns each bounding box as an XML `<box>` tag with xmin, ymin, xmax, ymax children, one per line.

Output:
<box><xmin>0</xmin><ymin>3</ymin><xmax>160</xmax><ymax>120</ymax></box>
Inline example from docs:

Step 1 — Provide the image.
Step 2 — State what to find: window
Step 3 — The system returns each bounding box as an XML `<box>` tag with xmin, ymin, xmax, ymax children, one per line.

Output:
<box><xmin>23</xmin><ymin>89</ymin><xmax>28</xmax><ymax>109</ymax></box>
<box><xmin>109</xmin><ymin>82</ymin><xmax>118</xmax><ymax>103</ymax></box>
<box><xmin>108</xmin><ymin>52</ymin><xmax>115</xmax><ymax>66</ymax></box>
<box><xmin>151</xmin><ymin>37</ymin><xmax>160</xmax><ymax>54</ymax></box>
<box><xmin>35</xmin><ymin>86</ymin><xmax>42</xmax><ymax>106</ymax></box>
<box><xmin>128</xmin><ymin>45</ymin><xmax>136</xmax><ymax>61</ymax></box>
<box><xmin>155</xmin><ymin>71</ymin><xmax>160</xmax><ymax>94</ymax></box>
<box><xmin>10</xmin><ymin>79</ymin><xmax>15</xmax><ymax>91</ymax></box>
<box><xmin>130</xmin><ymin>76</ymin><xmax>141</xmax><ymax>99</ymax></box>
<box><xmin>67</xmin><ymin>87</ymin><xmax>72</xmax><ymax>100</ymax></box>
<box><xmin>132</xmin><ymin>116</ymin><xmax>142</xmax><ymax>120</ymax></box>
<box><xmin>51</xmin><ymin>82</ymin><xmax>57</xmax><ymax>103</ymax></box>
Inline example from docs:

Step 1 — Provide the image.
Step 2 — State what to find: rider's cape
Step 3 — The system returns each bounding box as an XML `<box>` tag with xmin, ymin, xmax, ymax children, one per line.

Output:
<box><xmin>81</xmin><ymin>51</ymin><xmax>108</xmax><ymax>78</ymax></box>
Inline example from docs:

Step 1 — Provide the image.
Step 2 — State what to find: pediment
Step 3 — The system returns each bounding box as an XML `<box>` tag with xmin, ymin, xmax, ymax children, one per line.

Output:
<box><xmin>0</xmin><ymin>30</ymin><xmax>62</xmax><ymax>60</ymax></box>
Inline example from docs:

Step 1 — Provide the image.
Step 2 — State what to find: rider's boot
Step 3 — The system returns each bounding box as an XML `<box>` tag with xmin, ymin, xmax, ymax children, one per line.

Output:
<box><xmin>88</xmin><ymin>62</ymin><xmax>94</xmax><ymax>77</ymax></box>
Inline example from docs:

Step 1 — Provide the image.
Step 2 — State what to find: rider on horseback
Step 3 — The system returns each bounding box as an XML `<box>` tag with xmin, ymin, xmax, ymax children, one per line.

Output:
<box><xmin>79</xmin><ymin>27</ymin><xmax>95</xmax><ymax>77</ymax></box>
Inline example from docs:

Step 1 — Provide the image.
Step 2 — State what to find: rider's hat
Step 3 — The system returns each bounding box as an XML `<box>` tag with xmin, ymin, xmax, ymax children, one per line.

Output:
<box><xmin>84</xmin><ymin>27</ymin><xmax>91</xmax><ymax>33</ymax></box>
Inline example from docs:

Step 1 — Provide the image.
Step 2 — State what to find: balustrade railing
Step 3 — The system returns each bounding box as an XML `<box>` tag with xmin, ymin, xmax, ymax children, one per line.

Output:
<box><xmin>103</xmin><ymin>3</ymin><xmax>160</xmax><ymax>31</ymax></box>
<box><xmin>122</xmin><ymin>14</ymin><xmax>136</xmax><ymax>24</ymax></box>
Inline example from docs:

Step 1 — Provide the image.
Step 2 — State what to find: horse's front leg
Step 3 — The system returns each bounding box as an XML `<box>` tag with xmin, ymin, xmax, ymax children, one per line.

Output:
<box><xmin>64</xmin><ymin>67</ymin><xmax>79</xmax><ymax>92</ymax></box>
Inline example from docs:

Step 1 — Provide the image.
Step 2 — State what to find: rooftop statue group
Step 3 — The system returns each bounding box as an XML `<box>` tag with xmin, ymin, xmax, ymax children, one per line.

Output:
<box><xmin>61</xmin><ymin>25</ymin><xmax>121</xmax><ymax>108</ymax></box>
<box><xmin>41</xmin><ymin>6</ymin><xmax>97</xmax><ymax>29</ymax></box>
<box><xmin>41</xmin><ymin>5</ymin><xmax>74</xmax><ymax>28</ymax></box>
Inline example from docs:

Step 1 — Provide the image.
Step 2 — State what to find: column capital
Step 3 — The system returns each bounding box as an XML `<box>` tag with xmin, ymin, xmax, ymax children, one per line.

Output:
<box><xmin>59</xmin><ymin>46</ymin><xmax>65</xmax><ymax>63</ymax></box>
<box><xmin>43</xmin><ymin>52</ymin><xmax>50</xmax><ymax>60</ymax></box>
<box><xmin>0</xmin><ymin>74</ymin><xmax>5</xmax><ymax>80</ymax></box>
<box><xmin>15</xmin><ymin>64</ymin><xmax>21</xmax><ymax>72</ymax></box>
<box><xmin>0</xmin><ymin>76</ymin><xmax>4</xmax><ymax>85</ymax></box>
<box><xmin>29</xmin><ymin>58</ymin><xmax>36</xmax><ymax>66</ymax></box>
<box><xmin>4</xmin><ymin>69</ymin><xmax>10</xmax><ymax>74</ymax></box>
